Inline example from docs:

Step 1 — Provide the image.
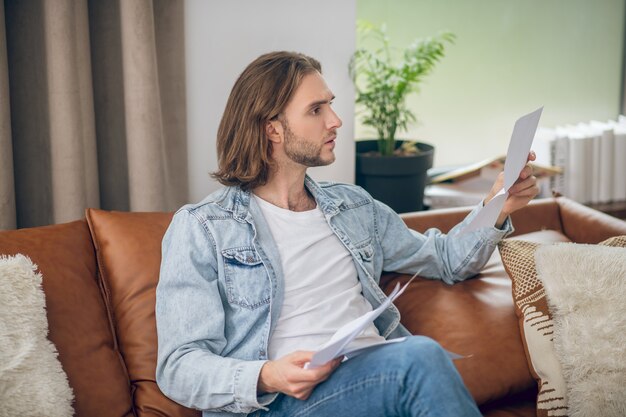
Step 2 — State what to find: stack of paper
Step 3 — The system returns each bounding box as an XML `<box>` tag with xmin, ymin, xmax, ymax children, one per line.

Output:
<box><xmin>304</xmin><ymin>274</ymin><xmax>418</xmax><ymax>369</ymax></box>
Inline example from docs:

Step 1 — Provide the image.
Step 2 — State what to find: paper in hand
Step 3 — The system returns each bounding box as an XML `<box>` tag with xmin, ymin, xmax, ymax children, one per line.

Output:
<box><xmin>304</xmin><ymin>273</ymin><xmax>418</xmax><ymax>369</ymax></box>
<box><xmin>459</xmin><ymin>107</ymin><xmax>543</xmax><ymax>234</ymax></box>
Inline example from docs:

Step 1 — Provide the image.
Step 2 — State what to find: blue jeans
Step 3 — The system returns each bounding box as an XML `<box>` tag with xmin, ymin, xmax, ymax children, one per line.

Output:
<box><xmin>250</xmin><ymin>336</ymin><xmax>481</xmax><ymax>417</ymax></box>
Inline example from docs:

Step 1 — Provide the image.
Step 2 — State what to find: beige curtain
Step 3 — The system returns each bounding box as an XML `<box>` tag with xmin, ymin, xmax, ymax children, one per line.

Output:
<box><xmin>0</xmin><ymin>0</ymin><xmax>188</xmax><ymax>230</ymax></box>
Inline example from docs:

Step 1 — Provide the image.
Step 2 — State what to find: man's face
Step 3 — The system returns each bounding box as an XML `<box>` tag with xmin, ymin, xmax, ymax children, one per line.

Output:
<box><xmin>277</xmin><ymin>72</ymin><xmax>342</xmax><ymax>167</ymax></box>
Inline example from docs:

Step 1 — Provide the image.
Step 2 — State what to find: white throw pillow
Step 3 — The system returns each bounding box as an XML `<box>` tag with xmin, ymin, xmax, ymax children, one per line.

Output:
<box><xmin>535</xmin><ymin>244</ymin><xmax>626</xmax><ymax>417</ymax></box>
<box><xmin>0</xmin><ymin>254</ymin><xmax>74</xmax><ymax>417</ymax></box>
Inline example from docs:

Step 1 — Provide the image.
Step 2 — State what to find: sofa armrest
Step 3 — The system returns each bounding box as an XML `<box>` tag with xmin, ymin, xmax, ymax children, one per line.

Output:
<box><xmin>401</xmin><ymin>198</ymin><xmax>563</xmax><ymax>236</ymax></box>
<box><xmin>556</xmin><ymin>197</ymin><xmax>626</xmax><ymax>243</ymax></box>
<box><xmin>401</xmin><ymin>197</ymin><xmax>626</xmax><ymax>242</ymax></box>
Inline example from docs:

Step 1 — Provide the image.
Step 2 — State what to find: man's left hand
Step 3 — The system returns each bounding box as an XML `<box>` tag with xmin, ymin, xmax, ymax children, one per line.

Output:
<box><xmin>485</xmin><ymin>151</ymin><xmax>540</xmax><ymax>228</ymax></box>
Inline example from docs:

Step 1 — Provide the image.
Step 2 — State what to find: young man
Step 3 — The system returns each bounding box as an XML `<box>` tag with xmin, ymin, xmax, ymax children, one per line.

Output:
<box><xmin>156</xmin><ymin>51</ymin><xmax>538</xmax><ymax>417</ymax></box>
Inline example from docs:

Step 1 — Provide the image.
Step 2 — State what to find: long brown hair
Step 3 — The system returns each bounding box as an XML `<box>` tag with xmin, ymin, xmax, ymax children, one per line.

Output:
<box><xmin>212</xmin><ymin>51</ymin><xmax>321</xmax><ymax>190</ymax></box>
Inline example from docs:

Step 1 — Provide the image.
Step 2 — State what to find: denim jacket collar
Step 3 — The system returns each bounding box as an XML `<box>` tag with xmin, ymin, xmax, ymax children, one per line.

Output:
<box><xmin>213</xmin><ymin>174</ymin><xmax>343</xmax><ymax>221</ymax></box>
<box><xmin>304</xmin><ymin>175</ymin><xmax>343</xmax><ymax>216</ymax></box>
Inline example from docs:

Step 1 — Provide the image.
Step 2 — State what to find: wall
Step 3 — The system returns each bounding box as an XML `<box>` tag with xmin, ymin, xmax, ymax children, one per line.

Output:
<box><xmin>185</xmin><ymin>0</ymin><xmax>356</xmax><ymax>202</ymax></box>
<box><xmin>356</xmin><ymin>0</ymin><xmax>625</xmax><ymax>168</ymax></box>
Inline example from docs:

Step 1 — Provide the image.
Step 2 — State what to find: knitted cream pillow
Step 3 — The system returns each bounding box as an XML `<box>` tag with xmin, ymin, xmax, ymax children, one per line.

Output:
<box><xmin>535</xmin><ymin>242</ymin><xmax>626</xmax><ymax>417</ymax></box>
<box><xmin>499</xmin><ymin>235</ymin><xmax>626</xmax><ymax>417</ymax></box>
<box><xmin>0</xmin><ymin>254</ymin><xmax>74</xmax><ymax>417</ymax></box>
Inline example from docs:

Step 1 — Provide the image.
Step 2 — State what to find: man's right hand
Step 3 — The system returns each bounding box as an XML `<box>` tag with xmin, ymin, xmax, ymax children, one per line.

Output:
<box><xmin>257</xmin><ymin>351</ymin><xmax>342</xmax><ymax>400</ymax></box>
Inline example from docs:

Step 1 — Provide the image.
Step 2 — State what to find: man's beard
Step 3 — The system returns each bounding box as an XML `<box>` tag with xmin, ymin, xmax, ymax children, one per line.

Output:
<box><xmin>281</xmin><ymin>119</ymin><xmax>335</xmax><ymax>167</ymax></box>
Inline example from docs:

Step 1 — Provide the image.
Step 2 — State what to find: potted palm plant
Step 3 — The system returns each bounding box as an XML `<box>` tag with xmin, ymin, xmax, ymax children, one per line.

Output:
<box><xmin>350</xmin><ymin>21</ymin><xmax>454</xmax><ymax>212</ymax></box>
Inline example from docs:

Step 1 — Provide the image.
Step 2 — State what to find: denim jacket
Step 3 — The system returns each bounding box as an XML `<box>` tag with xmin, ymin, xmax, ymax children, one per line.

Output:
<box><xmin>155</xmin><ymin>176</ymin><xmax>513</xmax><ymax>417</ymax></box>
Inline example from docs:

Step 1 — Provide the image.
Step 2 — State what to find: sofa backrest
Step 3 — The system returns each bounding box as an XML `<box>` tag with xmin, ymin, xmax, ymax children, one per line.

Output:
<box><xmin>3</xmin><ymin>197</ymin><xmax>622</xmax><ymax>415</ymax></box>
<box><xmin>86</xmin><ymin>209</ymin><xmax>200</xmax><ymax>417</ymax></box>
<box><xmin>0</xmin><ymin>220</ymin><xmax>134</xmax><ymax>417</ymax></box>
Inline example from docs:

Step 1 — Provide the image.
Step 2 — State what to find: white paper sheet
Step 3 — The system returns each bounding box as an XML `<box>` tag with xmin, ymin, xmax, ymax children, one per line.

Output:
<box><xmin>304</xmin><ymin>273</ymin><xmax>418</xmax><ymax>369</ymax></box>
<box><xmin>340</xmin><ymin>337</ymin><xmax>408</xmax><ymax>359</ymax></box>
<box><xmin>459</xmin><ymin>107</ymin><xmax>543</xmax><ymax>234</ymax></box>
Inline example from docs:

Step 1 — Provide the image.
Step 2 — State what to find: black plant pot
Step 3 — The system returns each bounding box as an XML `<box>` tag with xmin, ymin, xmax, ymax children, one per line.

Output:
<box><xmin>355</xmin><ymin>140</ymin><xmax>434</xmax><ymax>213</ymax></box>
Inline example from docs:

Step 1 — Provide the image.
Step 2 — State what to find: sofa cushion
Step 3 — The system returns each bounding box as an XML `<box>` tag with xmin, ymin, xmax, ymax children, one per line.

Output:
<box><xmin>0</xmin><ymin>220</ymin><xmax>133</xmax><ymax>417</ymax></box>
<box><xmin>86</xmin><ymin>209</ymin><xmax>199</xmax><ymax>417</ymax></box>
<box><xmin>499</xmin><ymin>235</ymin><xmax>626</xmax><ymax>417</ymax></box>
<box><xmin>381</xmin><ymin>229</ymin><xmax>571</xmax><ymax>407</ymax></box>
<box><xmin>0</xmin><ymin>254</ymin><xmax>74</xmax><ymax>417</ymax></box>
<box><xmin>536</xmin><ymin>241</ymin><xmax>626</xmax><ymax>417</ymax></box>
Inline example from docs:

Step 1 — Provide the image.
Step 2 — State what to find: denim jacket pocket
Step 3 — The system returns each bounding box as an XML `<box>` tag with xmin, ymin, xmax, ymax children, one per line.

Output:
<box><xmin>355</xmin><ymin>238</ymin><xmax>374</xmax><ymax>263</ymax></box>
<box><xmin>222</xmin><ymin>247</ymin><xmax>270</xmax><ymax>309</ymax></box>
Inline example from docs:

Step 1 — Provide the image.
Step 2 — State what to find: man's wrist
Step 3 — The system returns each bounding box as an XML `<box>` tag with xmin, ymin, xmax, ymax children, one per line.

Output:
<box><xmin>257</xmin><ymin>361</ymin><xmax>274</xmax><ymax>394</ymax></box>
<box><xmin>495</xmin><ymin>211</ymin><xmax>509</xmax><ymax>229</ymax></box>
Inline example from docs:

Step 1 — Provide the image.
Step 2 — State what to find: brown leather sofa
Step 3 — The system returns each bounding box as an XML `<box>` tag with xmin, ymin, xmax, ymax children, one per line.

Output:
<box><xmin>1</xmin><ymin>197</ymin><xmax>625</xmax><ymax>417</ymax></box>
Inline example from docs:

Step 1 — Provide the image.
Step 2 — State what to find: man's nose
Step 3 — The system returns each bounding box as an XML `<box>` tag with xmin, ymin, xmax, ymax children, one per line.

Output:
<box><xmin>328</xmin><ymin>108</ymin><xmax>342</xmax><ymax>130</ymax></box>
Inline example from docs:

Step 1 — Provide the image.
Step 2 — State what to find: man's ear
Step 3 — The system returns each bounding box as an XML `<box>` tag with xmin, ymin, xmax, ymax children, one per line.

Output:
<box><xmin>265</xmin><ymin>119</ymin><xmax>283</xmax><ymax>144</ymax></box>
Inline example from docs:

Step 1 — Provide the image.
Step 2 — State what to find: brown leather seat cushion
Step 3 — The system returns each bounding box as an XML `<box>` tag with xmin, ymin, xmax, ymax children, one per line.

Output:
<box><xmin>0</xmin><ymin>220</ymin><xmax>133</xmax><ymax>417</ymax></box>
<box><xmin>380</xmin><ymin>229</ymin><xmax>571</xmax><ymax>407</ymax></box>
<box><xmin>86</xmin><ymin>209</ymin><xmax>199</xmax><ymax>417</ymax></box>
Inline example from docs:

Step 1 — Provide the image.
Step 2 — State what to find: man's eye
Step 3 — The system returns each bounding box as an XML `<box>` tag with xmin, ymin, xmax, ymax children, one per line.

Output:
<box><xmin>312</xmin><ymin>107</ymin><xmax>321</xmax><ymax>115</ymax></box>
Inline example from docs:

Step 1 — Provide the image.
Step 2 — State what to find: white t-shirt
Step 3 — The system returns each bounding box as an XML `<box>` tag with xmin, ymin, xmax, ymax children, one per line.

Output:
<box><xmin>252</xmin><ymin>194</ymin><xmax>385</xmax><ymax>360</ymax></box>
